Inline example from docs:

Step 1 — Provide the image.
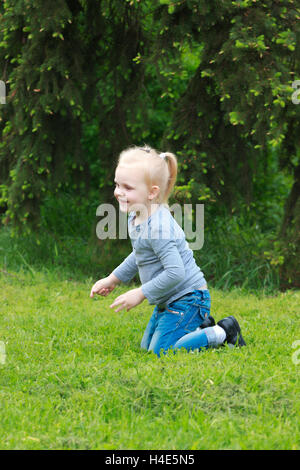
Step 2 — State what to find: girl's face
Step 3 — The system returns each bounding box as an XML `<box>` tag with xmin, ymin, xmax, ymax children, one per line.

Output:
<box><xmin>114</xmin><ymin>165</ymin><xmax>159</xmax><ymax>213</ymax></box>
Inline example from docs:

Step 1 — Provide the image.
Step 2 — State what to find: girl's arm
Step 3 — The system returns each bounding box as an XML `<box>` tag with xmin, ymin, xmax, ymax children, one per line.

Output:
<box><xmin>111</xmin><ymin>250</ymin><xmax>138</xmax><ymax>284</ymax></box>
<box><xmin>107</xmin><ymin>272</ymin><xmax>122</xmax><ymax>285</ymax></box>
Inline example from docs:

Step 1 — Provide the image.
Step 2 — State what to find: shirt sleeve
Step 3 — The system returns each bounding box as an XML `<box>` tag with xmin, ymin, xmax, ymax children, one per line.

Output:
<box><xmin>141</xmin><ymin>236</ymin><xmax>185</xmax><ymax>304</ymax></box>
<box><xmin>111</xmin><ymin>250</ymin><xmax>138</xmax><ymax>284</ymax></box>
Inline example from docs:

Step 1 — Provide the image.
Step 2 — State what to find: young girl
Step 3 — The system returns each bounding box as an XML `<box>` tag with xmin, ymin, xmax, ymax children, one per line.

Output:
<box><xmin>90</xmin><ymin>145</ymin><xmax>246</xmax><ymax>357</ymax></box>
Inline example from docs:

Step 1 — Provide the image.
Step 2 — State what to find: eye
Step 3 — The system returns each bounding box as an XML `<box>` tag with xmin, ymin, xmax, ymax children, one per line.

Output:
<box><xmin>115</xmin><ymin>182</ymin><xmax>132</xmax><ymax>190</ymax></box>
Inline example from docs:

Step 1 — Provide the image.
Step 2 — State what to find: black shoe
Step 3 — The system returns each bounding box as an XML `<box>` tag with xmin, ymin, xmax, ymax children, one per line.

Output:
<box><xmin>217</xmin><ymin>316</ymin><xmax>246</xmax><ymax>347</ymax></box>
<box><xmin>200</xmin><ymin>315</ymin><xmax>215</xmax><ymax>329</ymax></box>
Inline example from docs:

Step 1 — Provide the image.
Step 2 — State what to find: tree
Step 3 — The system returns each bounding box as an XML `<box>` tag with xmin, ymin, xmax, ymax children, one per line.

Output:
<box><xmin>156</xmin><ymin>0</ymin><xmax>300</xmax><ymax>287</ymax></box>
<box><xmin>0</xmin><ymin>0</ymin><xmax>151</xmax><ymax>234</ymax></box>
<box><xmin>1</xmin><ymin>0</ymin><xmax>299</xmax><ymax>287</ymax></box>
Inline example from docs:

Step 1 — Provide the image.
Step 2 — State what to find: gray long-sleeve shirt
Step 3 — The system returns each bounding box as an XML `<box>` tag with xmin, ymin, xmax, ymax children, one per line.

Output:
<box><xmin>112</xmin><ymin>204</ymin><xmax>207</xmax><ymax>309</ymax></box>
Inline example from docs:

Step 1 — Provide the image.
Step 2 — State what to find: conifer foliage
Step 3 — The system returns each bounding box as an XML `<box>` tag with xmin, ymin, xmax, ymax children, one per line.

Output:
<box><xmin>0</xmin><ymin>0</ymin><xmax>299</xmax><ymax>286</ymax></box>
<box><xmin>0</xmin><ymin>0</ymin><xmax>147</xmax><ymax>233</ymax></box>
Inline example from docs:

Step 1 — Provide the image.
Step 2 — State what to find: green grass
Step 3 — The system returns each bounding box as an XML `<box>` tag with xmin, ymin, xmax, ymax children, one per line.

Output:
<box><xmin>0</xmin><ymin>268</ymin><xmax>299</xmax><ymax>450</ymax></box>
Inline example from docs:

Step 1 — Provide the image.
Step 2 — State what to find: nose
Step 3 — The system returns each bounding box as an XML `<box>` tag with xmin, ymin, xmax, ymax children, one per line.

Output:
<box><xmin>115</xmin><ymin>187</ymin><xmax>124</xmax><ymax>198</ymax></box>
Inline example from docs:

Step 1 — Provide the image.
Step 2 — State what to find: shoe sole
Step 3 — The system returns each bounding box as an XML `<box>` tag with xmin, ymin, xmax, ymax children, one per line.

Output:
<box><xmin>228</xmin><ymin>316</ymin><xmax>246</xmax><ymax>347</ymax></box>
<box><xmin>218</xmin><ymin>315</ymin><xmax>246</xmax><ymax>347</ymax></box>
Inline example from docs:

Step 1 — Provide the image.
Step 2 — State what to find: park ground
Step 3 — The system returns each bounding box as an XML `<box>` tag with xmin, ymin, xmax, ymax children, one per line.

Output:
<box><xmin>0</xmin><ymin>268</ymin><xmax>299</xmax><ymax>450</ymax></box>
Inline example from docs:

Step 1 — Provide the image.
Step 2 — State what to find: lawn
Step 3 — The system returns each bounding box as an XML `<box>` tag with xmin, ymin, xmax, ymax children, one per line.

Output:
<box><xmin>0</xmin><ymin>268</ymin><xmax>299</xmax><ymax>450</ymax></box>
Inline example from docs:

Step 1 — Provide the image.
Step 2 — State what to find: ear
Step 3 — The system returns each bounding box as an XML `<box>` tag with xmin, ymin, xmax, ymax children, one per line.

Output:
<box><xmin>149</xmin><ymin>185</ymin><xmax>160</xmax><ymax>200</ymax></box>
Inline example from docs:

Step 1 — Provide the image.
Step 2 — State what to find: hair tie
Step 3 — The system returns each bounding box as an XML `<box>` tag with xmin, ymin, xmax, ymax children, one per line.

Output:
<box><xmin>159</xmin><ymin>152</ymin><xmax>167</xmax><ymax>159</ymax></box>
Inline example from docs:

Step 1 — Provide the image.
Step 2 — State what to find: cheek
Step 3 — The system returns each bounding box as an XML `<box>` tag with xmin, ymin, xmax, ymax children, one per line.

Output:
<box><xmin>131</xmin><ymin>191</ymin><xmax>140</xmax><ymax>200</ymax></box>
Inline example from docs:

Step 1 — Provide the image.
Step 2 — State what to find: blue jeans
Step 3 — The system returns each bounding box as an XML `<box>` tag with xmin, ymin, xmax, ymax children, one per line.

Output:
<box><xmin>141</xmin><ymin>289</ymin><xmax>218</xmax><ymax>357</ymax></box>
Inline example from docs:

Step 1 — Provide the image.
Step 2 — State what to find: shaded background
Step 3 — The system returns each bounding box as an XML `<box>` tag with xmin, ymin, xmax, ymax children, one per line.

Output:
<box><xmin>0</xmin><ymin>0</ymin><xmax>299</xmax><ymax>291</ymax></box>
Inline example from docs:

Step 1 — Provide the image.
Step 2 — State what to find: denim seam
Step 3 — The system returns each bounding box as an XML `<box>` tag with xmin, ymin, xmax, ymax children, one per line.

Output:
<box><xmin>173</xmin><ymin>305</ymin><xmax>199</xmax><ymax>331</ymax></box>
<box><xmin>165</xmin><ymin>306</ymin><xmax>181</xmax><ymax>315</ymax></box>
<box><xmin>183</xmin><ymin>309</ymin><xmax>201</xmax><ymax>333</ymax></box>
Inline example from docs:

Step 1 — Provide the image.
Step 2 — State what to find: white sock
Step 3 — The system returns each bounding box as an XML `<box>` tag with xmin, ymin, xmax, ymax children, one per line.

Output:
<box><xmin>212</xmin><ymin>325</ymin><xmax>226</xmax><ymax>345</ymax></box>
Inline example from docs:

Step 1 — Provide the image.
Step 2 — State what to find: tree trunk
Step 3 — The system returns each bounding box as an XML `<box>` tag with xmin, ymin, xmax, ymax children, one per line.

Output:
<box><xmin>278</xmin><ymin>164</ymin><xmax>300</xmax><ymax>289</ymax></box>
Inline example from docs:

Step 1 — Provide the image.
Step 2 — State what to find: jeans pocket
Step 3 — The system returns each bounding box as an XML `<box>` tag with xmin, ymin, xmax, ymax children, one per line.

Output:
<box><xmin>165</xmin><ymin>306</ymin><xmax>182</xmax><ymax>315</ymax></box>
<box><xmin>191</xmin><ymin>291</ymin><xmax>211</xmax><ymax>321</ymax></box>
<box><xmin>166</xmin><ymin>290</ymin><xmax>211</xmax><ymax>332</ymax></box>
<box><xmin>166</xmin><ymin>304</ymin><xmax>199</xmax><ymax>332</ymax></box>
<box><xmin>182</xmin><ymin>304</ymin><xmax>202</xmax><ymax>333</ymax></box>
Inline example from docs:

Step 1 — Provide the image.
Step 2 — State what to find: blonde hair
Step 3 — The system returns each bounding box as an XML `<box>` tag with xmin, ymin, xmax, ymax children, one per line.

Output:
<box><xmin>115</xmin><ymin>144</ymin><xmax>178</xmax><ymax>209</ymax></box>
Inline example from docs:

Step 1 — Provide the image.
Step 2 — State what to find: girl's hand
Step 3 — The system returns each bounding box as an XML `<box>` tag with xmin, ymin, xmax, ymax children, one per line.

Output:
<box><xmin>90</xmin><ymin>277</ymin><xmax>116</xmax><ymax>298</ymax></box>
<box><xmin>110</xmin><ymin>287</ymin><xmax>146</xmax><ymax>312</ymax></box>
